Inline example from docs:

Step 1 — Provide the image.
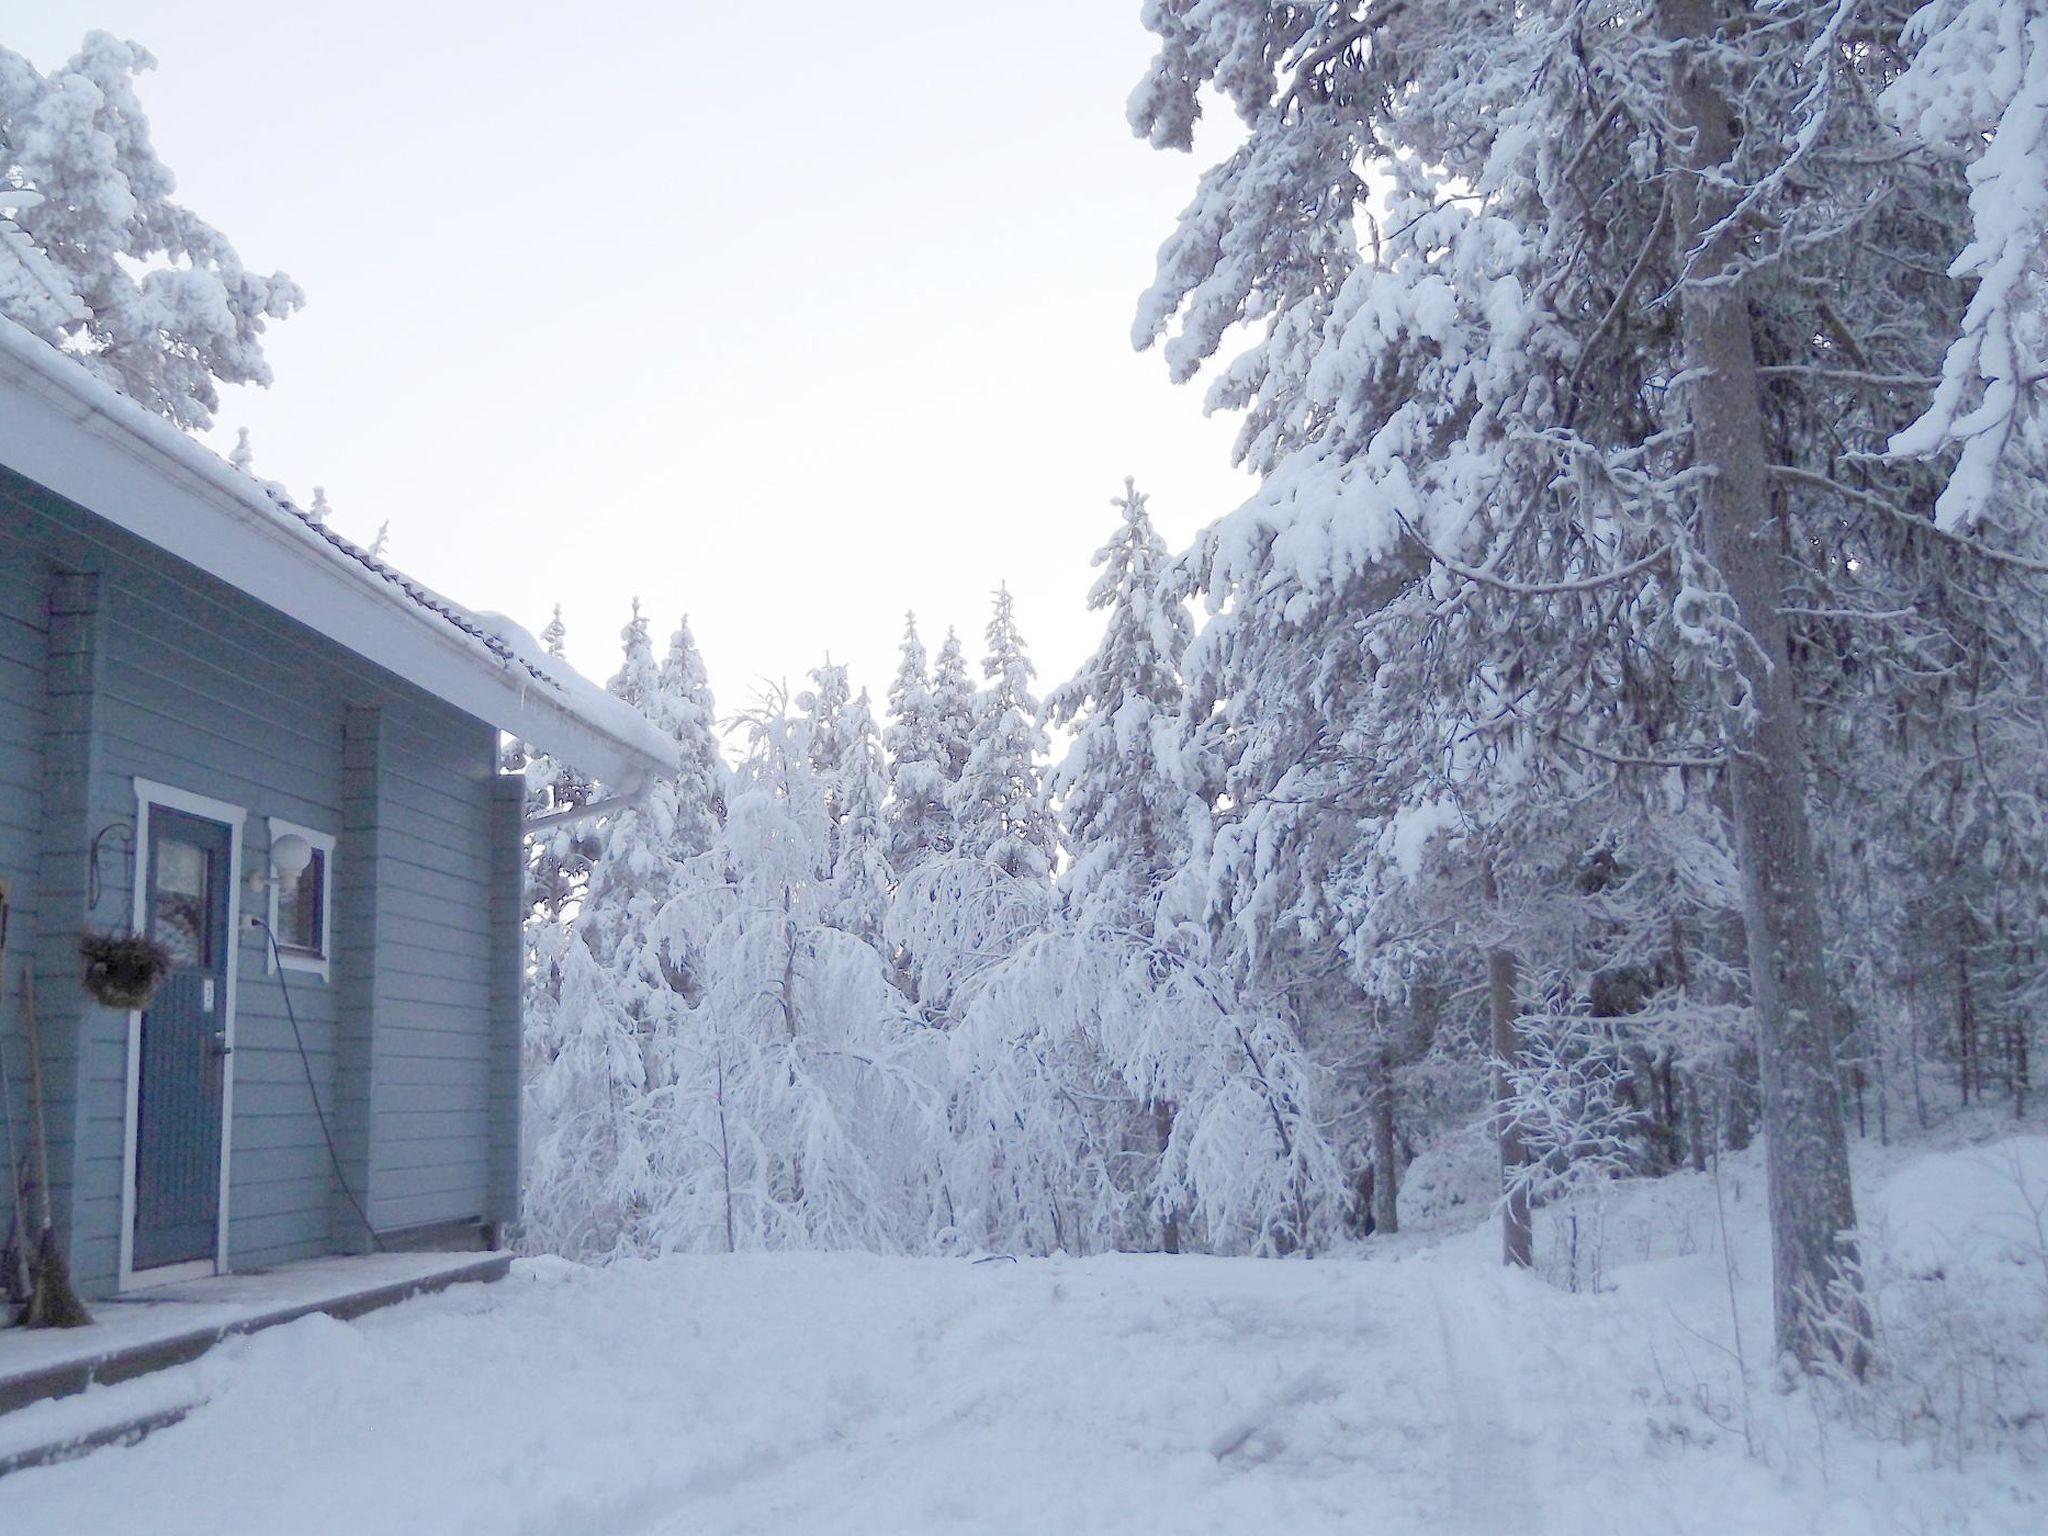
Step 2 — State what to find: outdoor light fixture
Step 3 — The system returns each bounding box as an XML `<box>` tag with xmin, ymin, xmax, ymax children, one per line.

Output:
<box><xmin>248</xmin><ymin>830</ymin><xmax>314</xmax><ymax>891</ymax></box>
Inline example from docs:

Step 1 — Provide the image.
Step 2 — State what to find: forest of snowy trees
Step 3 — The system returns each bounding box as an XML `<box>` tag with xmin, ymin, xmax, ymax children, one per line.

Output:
<box><xmin>6</xmin><ymin>5</ymin><xmax>2045</xmax><ymax>1398</ymax></box>
<box><xmin>515</xmin><ymin>512</ymin><xmax>1343</xmax><ymax>1269</ymax></box>
<box><xmin>508</xmin><ymin>0</ymin><xmax>2048</xmax><ymax>1384</ymax></box>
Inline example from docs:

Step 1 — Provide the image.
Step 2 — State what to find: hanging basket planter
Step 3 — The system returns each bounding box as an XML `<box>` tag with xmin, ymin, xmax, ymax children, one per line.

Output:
<box><xmin>79</xmin><ymin>931</ymin><xmax>174</xmax><ymax>1010</ymax></box>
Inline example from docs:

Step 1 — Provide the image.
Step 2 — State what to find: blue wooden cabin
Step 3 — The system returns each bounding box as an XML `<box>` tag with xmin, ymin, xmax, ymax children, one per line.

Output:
<box><xmin>0</xmin><ymin>319</ymin><xmax>671</xmax><ymax>1298</ymax></box>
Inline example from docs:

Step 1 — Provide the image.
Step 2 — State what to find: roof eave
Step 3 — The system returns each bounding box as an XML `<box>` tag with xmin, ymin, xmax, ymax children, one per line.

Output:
<box><xmin>0</xmin><ymin>319</ymin><xmax>676</xmax><ymax>791</ymax></box>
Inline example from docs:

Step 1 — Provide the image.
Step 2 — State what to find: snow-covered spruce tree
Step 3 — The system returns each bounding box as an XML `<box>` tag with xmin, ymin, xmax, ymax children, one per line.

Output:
<box><xmin>512</xmin><ymin>606</ymin><xmax>601</xmax><ymax>1086</ymax></box>
<box><xmin>798</xmin><ymin>658</ymin><xmax>854</xmax><ymax>868</ymax></box>
<box><xmin>829</xmin><ymin>688</ymin><xmax>896</xmax><ymax>951</ymax></box>
<box><xmin>1126</xmin><ymin>0</ymin><xmax>2029</xmax><ymax>1366</ymax></box>
<box><xmin>0</xmin><ymin>33</ymin><xmax>303</xmax><ymax>428</ymax></box>
<box><xmin>913</xmin><ymin>515</ymin><xmax>1346</xmax><ymax>1255</ymax></box>
<box><xmin>1038</xmin><ymin>480</ymin><xmax>1201</xmax><ymax>1245</ymax></box>
<box><xmin>575</xmin><ymin>602</ymin><xmax>662</xmax><ymax>978</ymax></box>
<box><xmin>637</xmin><ymin>613</ymin><xmax>731</xmax><ymax>1014</ymax></box>
<box><xmin>1048</xmin><ymin>479</ymin><xmax>1197</xmax><ymax>931</ymax></box>
<box><xmin>525</xmin><ymin>602</ymin><xmax>667</xmax><ymax>1257</ymax></box>
<box><xmin>929</xmin><ymin>627</ymin><xmax>978</xmax><ymax>789</ymax></box>
<box><xmin>654</xmin><ymin>616</ymin><xmax>727</xmax><ymax>856</ymax></box>
<box><xmin>525</xmin><ymin>603</ymin><xmax>733</xmax><ymax>1257</ymax></box>
<box><xmin>884</xmin><ymin>613</ymin><xmax>954</xmax><ymax>871</ymax></box>
<box><xmin>522</xmin><ymin>607</ymin><xmax>601</xmax><ymax>921</ymax></box>
<box><xmin>894</xmin><ymin>588</ymin><xmax>1058</xmax><ymax>1025</ymax></box>
<box><xmin>955</xmin><ymin>585</ymin><xmax>1056</xmax><ymax>881</ymax></box>
<box><xmin>886</xmin><ymin>626</ymin><xmax>994</xmax><ymax>1020</ymax></box>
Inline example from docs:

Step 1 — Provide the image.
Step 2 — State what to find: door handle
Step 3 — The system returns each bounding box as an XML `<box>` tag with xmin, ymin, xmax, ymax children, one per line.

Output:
<box><xmin>209</xmin><ymin>1029</ymin><xmax>233</xmax><ymax>1058</ymax></box>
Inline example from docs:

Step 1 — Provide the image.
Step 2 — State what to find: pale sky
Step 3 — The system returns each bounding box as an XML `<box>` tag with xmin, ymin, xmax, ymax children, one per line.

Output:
<box><xmin>16</xmin><ymin>4</ymin><xmax>1251</xmax><ymax>725</ymax></box>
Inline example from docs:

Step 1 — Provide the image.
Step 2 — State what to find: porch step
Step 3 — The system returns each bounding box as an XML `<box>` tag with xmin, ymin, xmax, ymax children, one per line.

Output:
<box><xmin>0</xmin><ymin>1249</ymin><xmax>508</xmax><ymax>1475</ymax></box>
<box><xmin>0</xmin><ymin>1400</ymin><xmax>198</xmax><ymax>1478</ymax></box>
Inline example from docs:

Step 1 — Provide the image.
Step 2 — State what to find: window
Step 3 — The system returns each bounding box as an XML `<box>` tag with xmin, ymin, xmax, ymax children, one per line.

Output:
<box><xmin>266</xmin><ymin>818</ymin><xmax>335</xmax><ymax>978</ymax></box>
<box><xmin>152</xmin><ymin>833</ymin><xmax>217</xmax><ymax>967</ymax></box>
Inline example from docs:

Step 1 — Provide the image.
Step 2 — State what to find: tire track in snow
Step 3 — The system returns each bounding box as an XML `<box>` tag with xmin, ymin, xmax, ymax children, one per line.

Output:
<box><xmin>1432</xmin><ymin>1273</ymin><xmax>1536</xmax><ymax>1536</ymax></box>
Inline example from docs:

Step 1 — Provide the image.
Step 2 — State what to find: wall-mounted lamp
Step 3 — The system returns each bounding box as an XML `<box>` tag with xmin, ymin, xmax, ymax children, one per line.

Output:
<box><xmin>247</xmin><ymin>831</ymin><xmax>314</xmax><ymax>891</ymax></box>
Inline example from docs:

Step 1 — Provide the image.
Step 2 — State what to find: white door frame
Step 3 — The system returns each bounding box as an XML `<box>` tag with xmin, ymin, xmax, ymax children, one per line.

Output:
<box><xmin>118</xmin><ymin>777</ymin><xmax>244</xmax><ymax>1292</ymax></box>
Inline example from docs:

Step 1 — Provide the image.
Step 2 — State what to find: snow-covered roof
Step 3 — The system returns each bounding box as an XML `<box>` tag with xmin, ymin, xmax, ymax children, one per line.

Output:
<box><xmin>0</xmin><ymin>314</ymin><xmax>678</xmax><ymax>792</ymax></box>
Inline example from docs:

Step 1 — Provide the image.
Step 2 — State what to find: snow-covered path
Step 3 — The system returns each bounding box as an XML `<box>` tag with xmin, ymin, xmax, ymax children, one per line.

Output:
<box><xmin>3</xmin><ymin>1141</ymin><xmax>2042</xmax><ymax>1535</ymax></box>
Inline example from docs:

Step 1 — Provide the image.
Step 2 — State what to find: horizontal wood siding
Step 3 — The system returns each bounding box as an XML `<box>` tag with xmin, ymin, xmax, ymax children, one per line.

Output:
<box><xmin>1</xmin><ymin>467</ymin><xmax>516</xmax><ymax>1292</ymax></box>
<box><xmin>367</xmin><ymin>707</ymin><xmax>496</xmax><ymax>1234</ymax></box>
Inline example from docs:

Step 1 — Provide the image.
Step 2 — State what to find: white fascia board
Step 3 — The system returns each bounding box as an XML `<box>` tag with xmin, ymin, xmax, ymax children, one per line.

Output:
<box><xmin>0</xmin><ymin>320</ymin><xmax>677</xmax><ymax>791</ymax></box>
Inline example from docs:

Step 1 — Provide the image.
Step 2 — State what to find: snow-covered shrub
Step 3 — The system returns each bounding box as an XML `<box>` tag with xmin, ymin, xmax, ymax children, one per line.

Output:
<box><xmin>1810</xmin><ymin>1142</ymin><xmax>2048</xmax><ymax>1466</ymax></box>
<box><xmin>1501</xmin><ymin>1014</ymin><xmax>1644</xmax><ymax>1291</ymax></box>
<box><xmin>886</xmin><ymin>856</ymin><xmax>1053</xmax><ymax>1023</ymax></box>
<box><xmin>943</xmin><ymin>924</ymin><xmax>1345</xmax><ymax>1256</ymax></box>
<box><xmin>645</xmin><ymin>910</ymin><xmax>940</xmax><ymax>1254</ymax></box>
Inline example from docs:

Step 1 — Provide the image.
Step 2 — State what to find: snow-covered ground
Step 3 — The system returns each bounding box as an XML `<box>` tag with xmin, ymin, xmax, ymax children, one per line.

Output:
<box><xmin>5</xmin><ymin>1133</ymin><xmax>2045</xmax><ymax>1536</ymax></box>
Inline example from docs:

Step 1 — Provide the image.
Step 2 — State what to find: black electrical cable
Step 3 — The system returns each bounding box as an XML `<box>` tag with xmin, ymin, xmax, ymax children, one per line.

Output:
<box><xmin>250</xmin><ymin>916</ymin><xmax>382</xmax><ymax>1252</ymax></box>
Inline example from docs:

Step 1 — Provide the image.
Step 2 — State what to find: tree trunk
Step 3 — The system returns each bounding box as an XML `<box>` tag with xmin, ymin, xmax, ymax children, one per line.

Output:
<box><xmin>1370</xmin><ymin>1046</ymin><xmax>1399</xmax><ymax>1235</ymax></box>
<box><xmin>1956</xmin><ymin>931</ymin><xmax>1979</xmax><ymax>1104</ymax></box>
<box><xmin>1662</xmin><ymin>0</ymin><xmax>1861</xmax><ymax>1368</ymax></box>
<box><xmin>1154</xmin><ymin>1100</ymin><xmax>1181</xmax><ymax>1253</ymax></box>
<box><xmin>1483</xmin><ymin>863</ymin><xmax>1532</xmax><ymax>1269</ymax></box>
<box><xmin>1685</xmin><ymin>1076</ymin><xmax>1710</xmax><ymax>1174</ymax></box>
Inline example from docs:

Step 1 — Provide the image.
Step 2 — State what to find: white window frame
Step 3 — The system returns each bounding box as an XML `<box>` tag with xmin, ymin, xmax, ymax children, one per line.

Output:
<box><xmin>265</xmin><ymin>817</ymin><xmax>336</xmax><ymax>981</ymax></box>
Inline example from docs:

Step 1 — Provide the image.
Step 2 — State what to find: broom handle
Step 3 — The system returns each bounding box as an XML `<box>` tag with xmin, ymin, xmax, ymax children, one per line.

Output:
<box><xmin>22</xmin><ymin>969</ymin><xmax>54</xmax><ymax>1236</ymax></box>
<box><xmin>0</xmin><ymin>912</ymin><xmax>28</xmax><ymax>1226</ymax></box>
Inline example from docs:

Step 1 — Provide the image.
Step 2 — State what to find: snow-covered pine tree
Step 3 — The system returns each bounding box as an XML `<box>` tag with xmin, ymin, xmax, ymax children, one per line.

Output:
<box><xmin>654</xmin><ymin>615</ymin><xmax>727</xmax><ymax>865</ymax></box>
<box><xmin>526</xmin><ymin>601</ymin><xmax>673</xmax><ymax>1256</ymax></box>
<box><xmin>1048</xmin><ymin>479</ymin><xmax>1196</xmax><ymax>931</ymax></box>
<box><xmin>1125</xmin><ymin>0</ymin><xmax>2023</xmax><ymax>1362</ymax></box>
<box><xmin>526</xmin><ymin>604</ymin><xmax>735</xmax><ymax>1257</ymax></box>
<box><xmin>513</xmin><ymin>605</ymin><xmax>600</xmax><ymax>1045</ymax></box>
<box><xmin>579</xmin><ymin>600</ymin><xmax>733</xmax><ymax>993</ymax></box>
<box><xmin>520</xmin><ymin>605</ymin><xmax>600</xmax><ymax>923</ymax></box>
<box><xmin>0</xmin><ymin>32</ymin><xmax>303</xmax><ymax>429</ymax></box>
<box><xmin>888</xmin><ymin>610</ymin><xmax>1056</xmax><ymax>1024</ymax></box>
<box><xmin>929</xmin><ymin>627</ymin><xmax>977</xmax><ymax>790</ymax></box>
<box><xmin>884</xmin><ymin>613</ymin><xmax>953</xmax><ymax>870</ymax></box>
<box><xmin>955</xmin><ymin>585</ymin><xmax>1055</xmax><ymax>881</ymax></box>
<box><xmin>830</xmin><ymin>688</ymin><xmax>895</xmax><ymax>950</ymax></box>
<box><xmin>798</xmin><ymin>659</ymin><xmax>854</xmax><ymax>867</ymax></box>
<box><xmin>635</xmin><ymin>614</ymin><xmax>731</xmax><ymax>1017</ymax></box>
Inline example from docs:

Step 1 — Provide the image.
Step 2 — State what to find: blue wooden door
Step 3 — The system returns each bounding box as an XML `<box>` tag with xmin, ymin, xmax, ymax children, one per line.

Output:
<box><xmin>133</xmin><ymin>807</ymin><xmax>233</xmax><ymax>1271</ymax></box>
